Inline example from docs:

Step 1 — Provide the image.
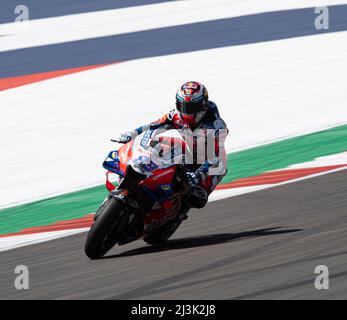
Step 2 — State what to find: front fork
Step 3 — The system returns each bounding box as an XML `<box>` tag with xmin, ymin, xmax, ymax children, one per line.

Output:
<box><xmin>94</xmin><ymin>189</ymin><xmax>130</xmax><ymax>221</ymax></box>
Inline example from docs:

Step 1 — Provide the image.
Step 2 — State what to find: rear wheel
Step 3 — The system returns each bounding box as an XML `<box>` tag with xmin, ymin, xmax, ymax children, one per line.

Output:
<box><xmin>84</xmin><ymin>197</ymin><xmax>126</xmax><ymax>259</ymax></box>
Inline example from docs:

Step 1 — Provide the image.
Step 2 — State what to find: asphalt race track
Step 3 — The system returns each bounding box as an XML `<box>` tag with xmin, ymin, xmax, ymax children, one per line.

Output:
<box><xmin>0</xmin><ymin>170</ymin><xmax>346</xmax><ymax>300</ymax></box>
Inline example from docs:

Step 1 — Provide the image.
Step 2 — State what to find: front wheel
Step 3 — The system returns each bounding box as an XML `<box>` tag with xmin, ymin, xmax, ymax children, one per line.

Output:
<box><xmin>84</xmin><ymin>197</ymin><xmax>126</xmax><ymax>259</ymax></box>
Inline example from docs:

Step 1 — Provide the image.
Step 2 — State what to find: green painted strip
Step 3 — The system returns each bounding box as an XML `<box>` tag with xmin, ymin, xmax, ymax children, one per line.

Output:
<box><xmin>1</xmin><ymin>124</ymin><xmax>347</xmax><ymax>235</ymax></box>
<box><xmin>222</xmin><ymin>124</ymin><xmax>347</xmax><ymax>183</ymax></box>
<box><xmin>0</xmin><ymin>186</ymin><xmax>106</xmax><ymax>235</ymax></box>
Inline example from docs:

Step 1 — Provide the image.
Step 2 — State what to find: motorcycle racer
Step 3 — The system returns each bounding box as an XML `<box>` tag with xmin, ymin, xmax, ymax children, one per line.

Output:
<box><xmin>116</xmin><ymin>81</ymin><xmax>228</xmax><ymax>210</ymax></box>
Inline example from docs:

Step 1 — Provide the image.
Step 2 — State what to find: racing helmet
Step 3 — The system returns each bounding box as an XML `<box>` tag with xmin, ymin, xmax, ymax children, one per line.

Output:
<box><xmin>176</xmin><ymin>81</ymin><xmax>209</xmax><ymax>126</ymax></box>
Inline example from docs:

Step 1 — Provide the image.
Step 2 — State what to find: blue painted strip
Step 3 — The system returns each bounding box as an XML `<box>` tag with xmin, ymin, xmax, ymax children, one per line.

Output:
<box><xmin>1</xmin><ymin>5</ymin><xmax>346</xmax><ymax>78</ymax></box>
<box><xmin>0</xmin><ymin>0</ymin><xmax>176</xmax><ymax>24</ymax></box>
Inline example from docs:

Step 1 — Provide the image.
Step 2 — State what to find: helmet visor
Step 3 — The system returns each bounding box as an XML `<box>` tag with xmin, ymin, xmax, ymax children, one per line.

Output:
<box><xmin>176</xmin><ymin>100</ymin><xmax>203</xmax><ymax>115</ymax></box>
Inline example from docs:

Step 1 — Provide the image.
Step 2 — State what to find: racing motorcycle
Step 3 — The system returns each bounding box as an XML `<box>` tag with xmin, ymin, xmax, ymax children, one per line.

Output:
<box><xmin>84</xmin><ymin>128</ymin><xmax>207</xmax><ymax>259</ymax></box>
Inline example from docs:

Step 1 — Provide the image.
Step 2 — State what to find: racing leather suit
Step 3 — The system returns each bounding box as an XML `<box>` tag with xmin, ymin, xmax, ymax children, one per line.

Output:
<box><xmin>125</xmin><ymin>101</ymin><xmax>228</xmax><ymax>207</ymax></box>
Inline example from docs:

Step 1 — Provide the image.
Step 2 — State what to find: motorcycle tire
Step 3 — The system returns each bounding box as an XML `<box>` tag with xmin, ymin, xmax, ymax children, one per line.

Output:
<box><xmin>84</xmin><ymin>197</ymin><xmax>126</xmax><ymax>259</ymax></box>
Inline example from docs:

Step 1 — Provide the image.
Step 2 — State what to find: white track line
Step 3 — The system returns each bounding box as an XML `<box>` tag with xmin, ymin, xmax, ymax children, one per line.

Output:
<box><xmin>0</xmin><ymin>228</ymin><xmax>89</xmax><ymax>252</ymax></box>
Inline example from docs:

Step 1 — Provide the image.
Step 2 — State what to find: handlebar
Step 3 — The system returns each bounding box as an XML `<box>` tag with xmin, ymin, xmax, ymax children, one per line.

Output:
<box><xmin>110</xmin><ymin>139</ymin><xmax>127</xmax><ymax>144</ymax></box>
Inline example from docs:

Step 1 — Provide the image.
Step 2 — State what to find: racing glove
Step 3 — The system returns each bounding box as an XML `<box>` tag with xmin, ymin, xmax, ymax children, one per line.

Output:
<box><xmin>185</xmin><ymin>171</ymin><xmax>209</xmax><ymax>209</ymax></box>
<box><xmin>185</xmin><ymin>170</ymin><xmax>207</xmax><ymax>188</ymax></box>
<box><xmin>112</xmin><ymin>131</ymin><xmax>137</xmax><ymax>144</ymax></box>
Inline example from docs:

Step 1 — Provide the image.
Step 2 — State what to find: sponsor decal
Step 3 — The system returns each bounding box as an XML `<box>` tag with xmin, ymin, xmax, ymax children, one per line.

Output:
<box><xmin>161</xmin><ymin>184</ymin><xmax>172</xmax><ymax>191</ymax></box>
<box><xmin>152</xmin><ymin>168</ymin><xmax>175</xmax><ymax>181</ymax></box>
<box><xmin>141</xmin><ymin>130</ymin><xmax>152</xmax><ymax>147</ymax></box>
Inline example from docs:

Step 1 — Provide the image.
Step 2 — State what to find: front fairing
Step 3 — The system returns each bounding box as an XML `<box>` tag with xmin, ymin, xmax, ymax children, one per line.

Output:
<box><xmin>103</xmin><ymin>139</ymin><xmax>134</xmax><ymax>177</ymax></box>
<box><xmin>103</xmin><ymin>150</ymin><xmax>123</xmax><ymax>176</ymax></box>
<box><xmin>131</xmin><ymin>129</ymin><xmax>188</xmax><ymax>175</ymax></box>
<box><xmin>103</xmin><ymin>129</ymin><xmax>188</xmax><ymax>202</ymax></box>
